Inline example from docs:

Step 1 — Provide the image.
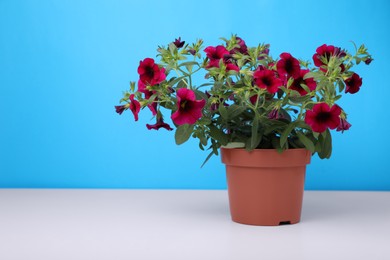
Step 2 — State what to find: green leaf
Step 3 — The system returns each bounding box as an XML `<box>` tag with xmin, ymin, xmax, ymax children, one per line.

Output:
<box><xmin>200</xmin><ymin>150</ymin><xmax>215</xmax><ymax>168</ymax></box>
<box><xmin>289</xmin><ymin>95</ymin><xmax>312</xmax><ymax>103</ymax></box>
<box><xmin>303</xmin><ymin>71</ymin><xmax>316</xmax><ymax>80</ymax></box>
<box><xmin>218</xmin><ymin>104</ymin><xmax>228</xmax><ymax>119</ymax></box>
<box><xmin>177</xmin><ymin>79</ymin><xmax>188</xmax><ymax>89</ymax></box>
<box><xmin>295</xmin><ymin>120</ymin><xmax>311</xmax><ymax>130</ymax></box>
<box><xmin>178</xmin><ymin>61</ymin><xmax>199</xmax><ymax>68</ymax></box>
<box><xmin>175</xmin><ymin>124</ymin><xmax>194</xmax><ymax>145</ymax></box>
<box><xmin>271</xmin><ymin>135</ymin><xmax>284</xmax><ymax>152</ymax></box>
<box><xmin>130</xmin><ymin>81</ymin><xmax>136</xmax><ymax>92</ymax></box>
<box><xmin>318</xmin><ymin>129</ymin><xmax>332</xmax><ymax>159</ymax></box>
<box><xmin>168</xmin><ymin>76</ymin><xmax>186</xmax><ymax>87</ymax></box>
<box><xmin>280</xmin><ymin>122</ymin><xmax>296</xmax><ymax>147</ymax></box>
<box><xmin>168</xmin><ymin>43</ymin><xmax>177</xmax><ymax>54</ymax></box>
<box><xmin>337</xmin><ymin>79</ymin><xmax>345</xmax><ymax>93</ymax></box>
<box><xmin>296</xmin><ymin>132</ymin><xmax>315</xmax><ymax>152</ymax></box>
<box><xmin>209</xmin><ymin>125</ymin><xmax>229</xmax><ymax>145</ymax></box>
<box><xmin>227</xmin><ymin>104</ymin><xmax>246</xmax><ymax>119</ymax></box>
<box><xmin>198</xmin><ymin>133</ymin><xmax>208</xmax><ymax>146</ymax></box>
<box><xmin>250</xmin><ymin>116</ymin><xmax>261</xmax><ymax>150</ymax></box>
<box><xmin>222</xmin><ymin>142</ymin><xmax>245</xmax><ymax>149</ymax></box>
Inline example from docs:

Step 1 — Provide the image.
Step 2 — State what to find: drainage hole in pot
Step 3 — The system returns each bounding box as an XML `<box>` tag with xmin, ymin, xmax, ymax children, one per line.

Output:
<box><xmin>279</xmin><ymin>221</ymin><xmax>291</xmax><ymax>225</ymax></box>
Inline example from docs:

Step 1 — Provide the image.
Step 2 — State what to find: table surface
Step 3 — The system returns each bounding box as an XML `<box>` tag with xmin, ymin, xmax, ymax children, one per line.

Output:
<box><xmin>0</xmin><ymin>189</ymin><xmax>389</xmax><ymax>260</ymax></box>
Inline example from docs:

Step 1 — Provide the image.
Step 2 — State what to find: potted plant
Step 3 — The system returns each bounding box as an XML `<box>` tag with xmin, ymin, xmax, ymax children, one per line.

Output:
<box><xmin>115</xmin><ymin>35</ymin><xmax>372</xmax><ymax>225</ymax></box>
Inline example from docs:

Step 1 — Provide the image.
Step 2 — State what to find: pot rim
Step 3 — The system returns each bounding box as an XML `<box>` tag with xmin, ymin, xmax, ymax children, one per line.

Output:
<box><xmin>220</xmin><ymin>147</ymin><xmax>311</xmax><ymax>168</ymax></box>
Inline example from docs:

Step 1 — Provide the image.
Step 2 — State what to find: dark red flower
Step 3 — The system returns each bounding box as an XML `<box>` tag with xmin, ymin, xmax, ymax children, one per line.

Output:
<box><xmin>137</xmin><ymin>58</ymin><xmax>166</xmax><ymax>85</ymax></box>
<box><xmin>249</xmin><ymin>94</ymin><xmax>258</xmax><ymax>105</ymax></box>
<box><xmin>115</xmin><ymin>105</ymin><xmax>126</xmax><ymax>115</ymax></box>
<box><xmin>138</xmin><ymin>80</ymin><xmax>157</xmax><ymax>115</ymax></box>
<box><xmin>188</xmin><ymin>49</ymin><xmax>196</xmax><ymax>55</ymax></box>
<box><xmin>253</xmin><ymin>68</ymin><xmax>282</xmax><ymax>94</ymax></box>
<box><xmin>171</xmin><ymin>88</ymin><xmax>206</xmax><ymax>125</ymax></box>
<box><xmin>173</xmin><ymin>37</ymin><xmax>185</xmax><ymax>48</ymax></box>
<box><xmin>268</xmin><ymin>109</ymin><xmax>280</xmax><ymax>120</ymax></box>
<box><xmin>257</xmin><ymin>44</ymin><xmax>270</xmax><ymax>60</ymax></box>
<box><xmin>305</xmin><ymin>103</ymin><xmax>341</xmax><ymax>133</ymax></box>
<box><xmin>312</xmin><ymin>44</ymin><xmax>345</xmax><ymax>71</ymax></box>
<box><xmin>336</xmin><ymin>118</ymin><xmax>352</xmax><ymax>133</ymax></box>
<box><xmin>129</xmin><ymin>94</ymin><xmax>141</xmax><ymax>121</ymax></box>
<box><xmin>146</xmin><ymin>117</ymin><xmax>173</xmax><ymax>131</ymax></box>
<box><xmin>204</xmin><ymin>45</ymin><xmax>239</xmax><ymax>72</ymax></box>
<box><xmin>344</xmin><ymin>73</ymin><xmax>362</xmax><ymax>94</ymax></box>
<box><xmin>364</xmin><ymin>58</ymin><xmax>373</xmax><ymax>65</ymax></box>
<box><xmin>230</xmin><ymin>37</ymin><xmax>248</xmax><ymax>55</ymax></box>
<box><xmin>204</xmin><ymin>45</ymin><xmax>230</xmax><ymax>61</ymax></box>
<box><xmin>276</xmin><ymin>52</ymin><xmax>301</xmax><ymax>79</ymax></box>
<box><xmin>290</xmin><ymin>69</ymin><xmax>317</xmax><ymax>96</ymax></box>
<box><xmin>225</xmin><ymin>62</ymin><xmax>240</xmax><ymax>72</ymax></box>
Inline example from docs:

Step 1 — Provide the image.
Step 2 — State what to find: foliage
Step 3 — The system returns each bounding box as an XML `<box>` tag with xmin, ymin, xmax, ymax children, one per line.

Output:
<box><xmin>116</xmin><ymin>36</ymin><xmax>372</xmax><ymax>163</ymax></box>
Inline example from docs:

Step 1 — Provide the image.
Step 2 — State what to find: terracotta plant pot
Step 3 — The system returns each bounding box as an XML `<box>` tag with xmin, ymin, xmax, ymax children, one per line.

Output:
<box><xmin>220</xmin><ymin>148</ymin><xmax>311</xmax><ymax>226</ymax></box>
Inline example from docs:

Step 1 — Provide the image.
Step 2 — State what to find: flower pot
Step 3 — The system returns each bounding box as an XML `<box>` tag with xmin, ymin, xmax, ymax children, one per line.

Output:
<box><xmin>220</xmin><ymin>148</ymin><xmax>311</xmax><ymax>226</ymax></box>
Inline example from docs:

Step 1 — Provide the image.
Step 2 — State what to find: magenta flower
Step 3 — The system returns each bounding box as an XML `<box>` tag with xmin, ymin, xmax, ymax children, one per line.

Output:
<box><xmin>253</xmin><ymin>68</ymin><xmax>282</xmax><ymax>94</ymax></box>
<box><xmin>115</xmin><ymin>105</ymin><xmax>126</xmax><ymax>115</ymax></box>
<box><xmin>205</xmin><ymin>91</ymin><xmax>228</xmax><ymax>111</ymax></box>
<box><xmin>290</xmin><ymin>69</ymin><xmax>317</xmax><ymax>96</ymax></box>
<box><xmin>225</xmin><ymin>62</ymin><xmax>240</xmax><ymax>72</ymax></box>
<box><xmin>205</xmin><ymin>45</ymin><xmax>239</xmax><ymax>72</ymax></box>
<box><xmin>146</xmin><ymin>118</ymin><xmax>173</xmax><ymax>131</ymax></box>
<box><xmin>230</xmin><ymin>37</ymin><xmax>248</xmax><ymax>55</ymax></box>
<box><xmin>312</xmin><ymin>44</ymin><xmax>345</xmax><ymax>72</ymax></box>
<box><xmin>171</xmin><ymin>88</ymin><xmax>206</xmax><ymax>125</ymax></box>
<box><xmin>204</xmin><ymin>45</ymin><xmax>230</xmax><ymax>61</ymax></box>
<box><xmin>137</xmin><ymin>58</ymin><xmax>166</xmax><ymax>85</ymax></box>
<box><xmin>137</xmin><ymin>80</ymin><xmax>157</xmax><ymax>115</ymax></box>
<box><xmin>305</xmin><ymin>103</ymin><xmax>341</xmax><ymax>133</ymax></box>
<box><xmin>257</xmin><ymin>44</ymin><xmax>270</xmax><ymax>60</ymax></box>
<box><xmin>344</xmin><ymin>73</ymin><xmax>362</xmax><ymax>94</ymax></box>
<box><xmin>336</xmin><ymin>118</ymin><xmax>352</xmax><ymax>133</ymax></box>
<box><xmin>276</xmin><ymin>52</ymin><xmax>301</xmax><ymax>79</ymax></box>
<box><xmin>129</xmin><ymin>94</ymin><xmax>141</xmax><ymax>121</ymax></box>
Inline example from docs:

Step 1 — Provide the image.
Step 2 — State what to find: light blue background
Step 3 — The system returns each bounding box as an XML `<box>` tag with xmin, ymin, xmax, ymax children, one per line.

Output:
<box><xmin>1</xmin><ymin>0</ymin><xmax>389</xmax><ymax>190</ymax></box>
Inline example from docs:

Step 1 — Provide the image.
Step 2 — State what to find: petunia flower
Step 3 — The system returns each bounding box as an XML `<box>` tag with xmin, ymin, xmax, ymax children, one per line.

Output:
<box><xmin>304</xmin><ymin>103</ymin><xmax>341</xmax><ymax>133</ymax></box>
<box><xmin>230</xmin><ymin>37</ymin><xmax>248</xmax><ymax>55</ymax></box>
<box><xmin>336</xmin><ymin>118</ymin><xmax>352</xmax><ymax>133</ymax></box>
<box><xmin>188</xmin><ymin>49</ymin><xmax>196</xmax><ymax>55</ymax></box>
<box><xmin>312</xmin><ymin>44</ymin><xmax>346</xmax><ymax>72</ymax></box>
<box><xmin>137</xmin><ymin>58</ymin><xmax>166</xmax><ymax>85</ymax></box>
<box><xmin>364</xmin><ymin>58</ymin><xmax>373</xmax><ymax>65</ymax></box>
<box><xmin>344</xmin><ymin>73</ymin><xmax>362</xmax><ymax>94</ymax></box>
<box><xmin>171</xmin><ymin>88</ymin><xmax>206</xmax><ymax>125</ymax></box>
<box><xmin>225</xmin><ymin>62</ymin><xmax>240</xmax><ymax>72</ymax></box>
<box><xmin>253</xmin><ymin>68</ymin><xmax>283</xmax><ymax>94</ymax></box>
<box><xmin>137</xmin><ymin>80</ymin><xmax>157</xmax><ymax>115</ymax></box>
<box><xmin>268</xmin><ymin>109</ymin><xmax>280</xmax><ymax>120</ymax></box>
<box><xmin>290</xmin><ymin>69</ymin><xmax>317</xmax><ymax>96</ymax></box>
<box><xmin>146</xmin><ymin>117</ymin><xmax>173</xmax><ymax>131</ymax></box>
<box><xmin>204</xmin><ymin>45</ymin><xmax>240</xmax><ymax>72</ymax></box>
<box><xmin>115</xmin><ymin>105</ymin><xmax>126</xmax><ymax>115</ymax></box>
<box><xmin>204</xmin><ymin>45</ymin><xmax>230</xmax><ymax>61</ymax></box>
<box><xmin>276</xmin><ymin>52</ymin><xmax>301</xmax><ymax>79</ymax></box>
<box><xmin>173</xmin><ymin>37</ymin><xmax>185</xmax><ymax>48</ymax></box>
<box><xmin>205</xmin><ymin>91</ymin><xmax>229</xmax><ymax>111</ymax></box>
<box><xmin>249</xmin><ymin>94</ymin><xmax>258</xmax><ymax>105</ymax></box>
<box><xmin>129</xmin><ymin>94</ymin><xmax>141</xmax><ymax>121</ymax></box>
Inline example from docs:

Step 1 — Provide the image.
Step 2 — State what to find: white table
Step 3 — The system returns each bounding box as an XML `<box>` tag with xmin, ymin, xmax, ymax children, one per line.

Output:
<box><xmin>0</xmin><ymin>189</ymin><xmax>389</xmax><ymax>260</ymax></box>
